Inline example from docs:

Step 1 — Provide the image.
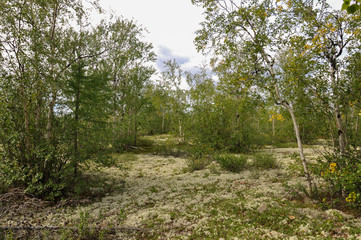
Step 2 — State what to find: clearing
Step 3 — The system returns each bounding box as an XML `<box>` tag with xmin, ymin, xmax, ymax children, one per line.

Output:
<box><xmin>1</xmin><ymin>136</ymin><xmax>361</xmax><ymax>239</ymax></box>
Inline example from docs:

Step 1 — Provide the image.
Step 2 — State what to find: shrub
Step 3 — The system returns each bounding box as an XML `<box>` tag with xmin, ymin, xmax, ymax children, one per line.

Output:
<box><xmin>117</xmin><ymin>153</ymin><xmax>139</xmax><ymax>163</ymax></box>
<box><xmin>214</xmin><ymin>154</ymin><xmax>247</xmax><ymax>173</ymax></box>
<box><xmin>137</xmin><ymin>138</ymin><xmax>154</xmax><ymax>147</ymax></box>
<box><xmin>187</xmin><ymin>157</ymin><xmax>210</xmax><ymax>172</ymax></box>
<box><xmin>314</xmin><ymin>150</ymin><xmax>361</xmax><ymax>209</ymax></box>
<box><xmin>252</xmin><ymin>153</ymin><xmax>279</xmax><ymax>169</ymax></box>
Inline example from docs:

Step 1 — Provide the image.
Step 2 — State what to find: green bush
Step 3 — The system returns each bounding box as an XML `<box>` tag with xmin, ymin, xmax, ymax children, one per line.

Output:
<box><xmin>117</xmin><ymin>153</ymin><xmax>139</xmax><ymax>163</ymax></box>
<box><xmin>314</xmin><ymin>151</ymin><xmax>361</xmax><ymax>209</ymax></box>
<box><xmin>252</xmin><ymin>153</ymin><xmax>279</xmax><ymax>169</ymax></box>
<box><xmin>214</xmin><ymin>154</ymin><xmax>247</xmax><ymax>173</ymax></box>
<box><xmin>137</xmin><ymin>138</ymin><xmax>155</xmax><ymax>148</ymax></box>
<box><xmin>187</xmin><ymin>157</ymin><xmax>210</xmax><ymax>172</ymax></box>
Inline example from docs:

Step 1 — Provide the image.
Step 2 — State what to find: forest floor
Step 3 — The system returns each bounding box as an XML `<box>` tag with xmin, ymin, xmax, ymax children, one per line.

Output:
<box><xmin>1</xmin><ymin>135</ymin><xmax>361</xmax><ymax>239</ymax></box>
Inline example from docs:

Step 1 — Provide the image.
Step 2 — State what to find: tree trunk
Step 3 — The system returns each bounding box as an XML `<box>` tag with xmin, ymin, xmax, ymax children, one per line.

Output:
<box><xmin>263</xmin><ymin>49</ymin><xmax>312</xmax><ymax>193</ymax></box>
<box><xmin>45</xmin><ymin>91</ymin><xmax>56</xmax><ymax>139</ymax></box>
<box><xmin>335</xmin><ymin>109</ymin><xmax>346</xmax><ymax>153</ymax></box>
<box><xmin>74</xmin><ymin>78</ymin><xmax>80</xmax><ymax>178</ymax></box>
<box><xmin>45</xmin><ymin>4</ymin><xmax>59</xmax><ymax>140</ymax></box>
<box><xmin>329</xmin><ymin>121</ymin><xmax>336</xmax><ymax>149</ymax></box>
<box><xmin>355</xmin><ymin>114</ymin><xmax>359</xmax><ymax>145</ymax></box>
<box><xmin>179</xmin><ymin>120</ymin><xmax>183</xmax><ymax>141</ymax></box>
<box><xmin>329</xmin><ymin>58</ymin><xmax>346</xmax><ymax>153</ymax></box>
<box><xmin>134</xmin><ymin>113</ymin><xmax>137</xmax><ymax>146</ymax></box>
<box><xmin>272</xmin><ymin>75</ymin><xmax>312</xmax><ymax>193</ymax></box>
<box><xmin>284</xmin><ymin>102</ymin><xmax>313</xmax><ymax>193</ymax></box>
<box><xmin>22</xmin><ymin>91</ymin><xmax>31</xmax><ymax>156</ymax></box>
<box><xmin>161</xmin><ymin>112</ymin><xmax>165</xmax><ymax>133</ymax></box>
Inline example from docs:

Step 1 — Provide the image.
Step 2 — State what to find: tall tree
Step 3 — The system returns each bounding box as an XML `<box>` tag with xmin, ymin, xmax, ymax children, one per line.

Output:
<box><xmin>103</xmin><ymin>17</ymin><xmax>156</xmax><ymax>150</ymax></box>
<box><xmin>192</xmin><ymin>0</ymin><xmax>314</xmax><ymax>192</ymax></box>
<box><xmin>0</xmin><ymin>0</ymin><xmax>86</xmax><ymax>199</ymax></box>
<box><xmin>299</xmin><ymin>5</ymin><xmax>361</xmax><ymax>152</ymax></box>
<box><xmin>161</xmin><ymin>60</ymin><xmax>187</xmax><ymax>141</ymax></box>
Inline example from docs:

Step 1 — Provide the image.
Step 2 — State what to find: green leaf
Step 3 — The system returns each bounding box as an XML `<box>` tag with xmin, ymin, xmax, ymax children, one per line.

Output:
<box><xmin>356</xmin><ymin>0</ymin><xmax>361</xmax><ymax>3</ymax></box>
<box><xmin>341</xmin><ymin>3</ymin><xmax>350</xmax><ymax>10</ymax></box>
<box><xmin>347</xmin><ymin>4</ymin><xmax>360</xmax><ymax>13</ymax></box>
<box><xmin>342</xmin><ymin>2</ymin><xmax>350</xmax><ymax>10</ymax></box>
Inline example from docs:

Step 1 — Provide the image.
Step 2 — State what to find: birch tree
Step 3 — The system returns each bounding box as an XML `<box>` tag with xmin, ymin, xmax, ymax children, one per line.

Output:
<box><xmin>192</xmin><ymin>0</ymin><xmax>314</xmax><ymax>192</ymax></box>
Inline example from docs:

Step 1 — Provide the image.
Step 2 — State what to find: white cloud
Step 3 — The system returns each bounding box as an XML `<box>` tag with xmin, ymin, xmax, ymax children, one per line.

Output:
<box><xmin>93</xmin><ymin>0</ymin><xmax>341</xmax><ymax>77</ymax></box>
<box><xmin>96</xmin><ymin>0</ymin><xmax>206</xmax><ymax>72</ymax></box>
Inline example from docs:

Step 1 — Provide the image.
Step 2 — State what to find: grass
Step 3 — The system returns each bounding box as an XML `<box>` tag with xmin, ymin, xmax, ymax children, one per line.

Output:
<box><xmin>252</xmin><ymin>153</ymin><xmax>279</xmax><ymax>170</ymax></box>
<box><xmin>214</xmin><ymin>154</ymin><xmax>248</xmax><ymax>173</ymax></box>
<box><xmin>115</xmin><ymin>152</ymin><xmax>139</xmax><ymax>163</ymax></box>
<box><xmin>273</xmin><ymin>141</ymin><xmax>299</xmax><ymax>148</ymax></box>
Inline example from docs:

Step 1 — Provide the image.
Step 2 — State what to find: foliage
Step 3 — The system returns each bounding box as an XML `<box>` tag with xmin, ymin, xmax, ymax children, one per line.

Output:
<box><xmin>187</xmin><ymin>157</ymin><xmax>210</xmax><ymax>172</ymax></box>
<box><xmin>342</xmin><ymin>0</ymin><xmax>361</xmax><ymax>14</ymax></box>
<box><xmin>0</xmin><ymin>0</ymin><xmax>155</xmax><ymax>200</ymax></box>
<box><xmin>214</xmin><ymin>154</ymin><xmax>248</xmax><ymax>173</ymax></box>
<box><xmin>185</xmin><ymin>68</ymin><xmax>258</xmax><ymax>153</ymax></box>
<box><xmin>314</xmin><ymin>151</ymin><xmax>361</xmax><ymax>209</ymax></box>
<box><xmin>252</xmin><ymin>153</ymin><xmax>279</xmax><ymax>170</ymax></box>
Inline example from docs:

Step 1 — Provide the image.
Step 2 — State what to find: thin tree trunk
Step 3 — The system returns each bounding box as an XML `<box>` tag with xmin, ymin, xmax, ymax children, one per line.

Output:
<box><xmin>262</xmin><ymin>48</ymin><xmax>312</xmax><ymax>193</ymax></box>
<box><xmin>45</xmin><ymin>4</ymin><xmax>59</xmax><ymax>140</ymax></box>
<box><xmin>35</xmin><ymin>97</ymin><xmax>42</xmax><ymax>130</ymax></box>
<box><xmin>15</xmin><ymin>31</ymin><xmax>31</xmax><ymax>157</ymax></box>
<box><xmin>74</xmin><ymin>77</ymin><xmax>80</xmax><ymax>178</ymax></box>
<box><xmin>329</xmin><ymin>59</ymin><xmax>346</xmax><ymax>153</ymax></box>
<box><xmin>355</xmin><ymin>114</ymin><xmax>359</xmax><ymax>145</ymax></box>
<box><xmin>335</xmin><ymin>108</ymin><xmax>346</xmax><ymax>152</ymax></box>
<box><xmin>22</xmin><ymin>88</ymin><xmax>31</xmax><ymax>156</ymax></box>
<box><xmin>179</xmin><ymin>120</ymin><xmax>183</xmax><ymax>141</ymax></box>
<box><xmin>134</xmin><ymin>113</ymin><xmax>137</xmax><ymax>146</ymax></box>
<box><xmin>161</xmin><ymin>112</ymin><xmax>165</xmax><ymax>133</ymax></box>
<box><xmin>329</xmin><ymin>121</ymin><xmax>336</xmax><ymax>149</ymax></box>
<box><xmin>270</xmin><ymin>65</ymin><xmax>312</xmax><ymax>193</ymax></box>
<box><xmin>284</xmin><ymin>102</ymin><xmax>312</xmax><ymax>193</ymax></box>
<box><xmin>45</xmin><ymin>91</ymin><xmax>56</xmax><ymax>139</ymax></box>
<box><xmin>19</xmin><ymin>70</ymin><xmax>31</xmax><ymax>155</ymax></box>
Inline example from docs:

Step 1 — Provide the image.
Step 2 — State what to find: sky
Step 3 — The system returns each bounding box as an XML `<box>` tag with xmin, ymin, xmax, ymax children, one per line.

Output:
<box><xmin>95</xmin><ymin>0</ymin><xmax>341</xmax><ymax>79</ymax></box>
<box><xmin>96</xmin><ymin>0</ymin><xmax>206</xmax><ymax>74</ymax></box>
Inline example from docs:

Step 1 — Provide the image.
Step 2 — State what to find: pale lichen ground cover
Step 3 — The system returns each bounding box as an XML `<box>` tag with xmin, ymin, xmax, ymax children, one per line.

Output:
<box><xmin>1</xmin><ymin>144</ymin><xmax>361</xmax><ymax>239</ymax></box>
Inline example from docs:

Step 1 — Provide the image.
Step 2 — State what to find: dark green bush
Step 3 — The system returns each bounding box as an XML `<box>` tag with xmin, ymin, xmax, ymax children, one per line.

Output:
<box><xmin>252</xmin><ymin>153</ymin><xmax>279</xmax><ymax>169</ymax></box>
<box><xmin>312</xmin><ymin>150</ymin><xmax>361</xmax><ymax>209</ymax></box>
<box><xmin>214</xmin><ymin>154</ymin><xmax>247</xmax><ymax>173</ymax></box>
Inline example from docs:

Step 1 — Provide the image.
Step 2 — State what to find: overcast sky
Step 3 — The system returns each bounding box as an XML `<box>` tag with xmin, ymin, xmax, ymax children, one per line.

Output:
<box><xmin>96</xmin><ymin>0</ymin><xmax>341</xmax><ymax>75</ymax></box>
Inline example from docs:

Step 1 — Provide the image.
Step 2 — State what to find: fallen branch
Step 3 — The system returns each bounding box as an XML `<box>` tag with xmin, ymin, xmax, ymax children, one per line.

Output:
<box><xmin>130</xmin><ymin>146</ymin><xmax>144</xmax><ymax>150</ymax></box>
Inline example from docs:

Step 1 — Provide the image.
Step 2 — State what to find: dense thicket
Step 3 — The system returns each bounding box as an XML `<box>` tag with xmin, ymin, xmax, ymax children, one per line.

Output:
<box><xmin>0</xmin><ymin>0</ymin><xmax>155</xmax><ymax>199</ymax></box>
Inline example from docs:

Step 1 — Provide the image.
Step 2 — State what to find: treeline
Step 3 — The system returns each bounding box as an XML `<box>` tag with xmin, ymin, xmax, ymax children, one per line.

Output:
<box><xmin>0</xmin><ymin>0</ymin><xmax>156</xmax><ymax>199</ymax></box>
